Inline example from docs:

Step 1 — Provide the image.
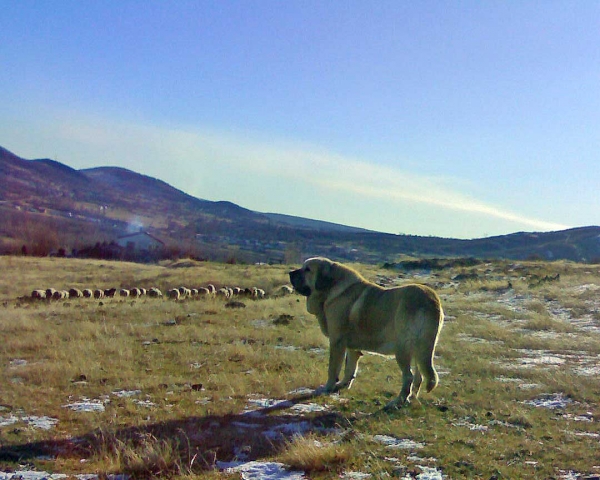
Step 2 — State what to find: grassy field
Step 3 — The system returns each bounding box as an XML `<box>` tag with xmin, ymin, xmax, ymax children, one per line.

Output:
<box><xmin>1</xmin><ymin>256</ymin><xmax>600</xmax><ymax>479</ymax></box>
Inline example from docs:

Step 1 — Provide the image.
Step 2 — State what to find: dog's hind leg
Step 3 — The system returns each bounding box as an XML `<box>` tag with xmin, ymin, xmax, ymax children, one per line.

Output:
<box><xmin>385</xmin><ymin>350</ymin><xmax>414</xmax><ymax>410</ymax></box>
<box><xmin>339</xmin><ymin>349</ymin><xmax>363</xmax><ymax>390</ymax></box>
<box><xmin>411</xmin><ymin>361</ymin><xmax>423</xmax><ymax>399</ymax></box>
<box><xmin>419</xmin><ymin>361</ymin><xmax>438</xmax><ymax>394</ymax></box>
<box><xmin>416</xmin><ymin>341</ymin><xmax>439</xmax><ymax>394</ymax></box>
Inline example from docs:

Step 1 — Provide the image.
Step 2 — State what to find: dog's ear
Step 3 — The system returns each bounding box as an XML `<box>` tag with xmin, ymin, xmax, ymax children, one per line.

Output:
<box><xmin>315</xmin><ymin>263</ymin><xmax>335</xmax><ymax>291</ymax></box>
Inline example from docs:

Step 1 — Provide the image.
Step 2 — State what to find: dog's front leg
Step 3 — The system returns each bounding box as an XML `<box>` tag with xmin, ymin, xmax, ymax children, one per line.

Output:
<box><xmin>324</xmin><ymin>336</ymin><xmax>346</xmax><ymax>392</ymax></box>
<box><xmin>339</xmin><ymin>349</ymin><xmax>363</xmax><ymax>390</ymax></box>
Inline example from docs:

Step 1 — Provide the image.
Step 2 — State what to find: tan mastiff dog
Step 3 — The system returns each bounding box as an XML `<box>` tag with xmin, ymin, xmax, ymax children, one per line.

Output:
<box><xmin>290</xmin><ymin>257</ymin><xmax>444</xmax><ymax>409</ymax></box>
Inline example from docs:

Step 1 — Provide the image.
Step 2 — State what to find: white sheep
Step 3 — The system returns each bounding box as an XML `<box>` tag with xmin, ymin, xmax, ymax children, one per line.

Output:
<box><xmin>197</xmin><ymin>287</ymin><xmax>211</xmax><ymax>296</ymax></box>
<box><xmin>130</xmin><ymin>288</ymin><xmax>141</xmax><ymax>297</ymax></box>
<box><xmin>177</xmin><ymin>286</ymin><xmax>191</xmax><ymax>298</ymax></box>
<box><xmin>148</xmin><ymin>287</ymin><xmax>162</xmax><ymax>298</ymax></box>
<box><xmin>69</xmin><ymin>288</ymin><xmax>83</xmax><ymax>299</ymax></box>
<box><xmin>93</xmin><ymin>289</ymin><xmax>105</xmax><ymax>299</ymax></box>
<box><xmin>31</xmin><ymin>289</ymin><xmax>46</xmax><ymax>300</ymax></box>
<box><xmin>104</xmin><ymin>288</ymin><xmax>117</xmax><ymax>298</ymax></box>
<box><xmin>217</xmin><ymin>287</ymin><xmax>231</xmax><ymax>298</ymax></box>
<box><xmin>279</xmin><ymin>285</ymin><xmax>294</xmax><ymax>296</ymax></box>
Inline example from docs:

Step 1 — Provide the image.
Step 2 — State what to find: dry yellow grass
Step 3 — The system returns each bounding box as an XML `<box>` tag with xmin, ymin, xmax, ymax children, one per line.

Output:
<box><xmin>0</xmin><ymin>256</ymin><xmax>600</xmax><ymax>478</ymax></box>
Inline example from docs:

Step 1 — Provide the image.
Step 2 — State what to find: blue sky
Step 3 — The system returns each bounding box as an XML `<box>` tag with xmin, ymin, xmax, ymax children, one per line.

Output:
<box><xmin>1</xmin><ymin>1</ymin><xmax>598</xmax><ymax>239</ymax></box>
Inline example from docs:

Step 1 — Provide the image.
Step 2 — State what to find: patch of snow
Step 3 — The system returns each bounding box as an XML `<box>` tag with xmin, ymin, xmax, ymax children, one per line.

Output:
<box><xmin>250</xmin><ymin>319</ymin><xmax>272</xmax><ymax>328</ymax></box>
<box><xmin>573</xmin><ymin>361</ymin><xmax>600</xmax><ymax>377</ymax></box>
<box><xmin>456</xmin><ymin>333</ymin><xmax>504</xmax><ymax>345</ymax></box>
<box><xmin>0</xmin><ymin>470</ymin><xmax>129</xmax><ymax>480</ymax></box>
<box><xmin>519</xmin><ymin>329</ymin><xmax>570</xmax><ymax>340</ymax></box>
<box><xmin>112</xmin><ymin>390</ymin><xmax>142</xmax><ymax>398</ymax></box>
<box><xmin>218</xmin><ymin>460</ymin><xmax>305</xmax><ymax>479</ymax></box>
<box><xmin>0</xmin><ymin>473</ymin><xmax>67</xmax><ymax>480</ymax></box>
<box><xmin>401</xmin><ymin>466</ymin><xmax>445</xmax><ymax>480</ymax></box>
<box><xmin>0</xmin><ymin>414</ymin><xmax>58</xmax><ymax>430</ymax></box>
<box><xmin>62</xmin><ymin>401</ymin><xmax>106</xmax><ymax>412</ymax></box>
<box><xmin>132</xmin><ymin>399</ymin><xmax>156</xmax><ymax>408</ymax></box>
<box><xmin>0</xmin><ymin>415</ymin><xmax>18</xmax><ymax>427</ymax></box>
<box><xmin>244</xmin><ymin>397</ymin><xmax>293</xmax><ymax>413</ymax></box>
<box><xmin>518</xmin><ymin>383</ymin><xmax>540</xmax><ymax>390</ymax></box>
<box><xmin>569</xmin><ymin>431</ymin><xmax>600</xmax><ymax>438</ymax></box>
<box><xmin>341</xmin><ymin>473</ymin><xmax>372</xmax><ymax>479</ymax></box>
<box><xmin>9</xmin><ymin>359</ymin><xmax>28</xmax><ymax>367</ymax></box>
<box><xmin>494</xmin><ymin>349</ymin><xmax>594</xmax><ymax>372</ymax></box>
<box><xmin>489</xmin><ymin>420</ymin><xmax>524</xmax><ymax>430</ymax></box>
<box><xmin>561</xmin><ymin>412</ymin><xmax>594</xmax><ymax>422</ymax></box>
<box><xmin>407</xmin><ymin>455</ymin><xmax>438</xmax><ymax>463</ymax></box>
<box><xmin>22</xmin><ymin>415</ymin><xmax>59</xmax><ymax>430</ymax></box>
<box><xmin>557</xmin><ymin>471</ymin><xmax>581</xmax><ymax>480</ymax></box>
<box><xmin>495</xmin><ymin>376</ymin><xmax>524</xmax><ymax>383</ymax></box>
<box><xmin>307</xmin><ymin>348</ymin><xmax>326</xmax><ymax>355</ymax></box>
<box><xmin>290</xmin><ymin>402</ymin><xmax>330</xmax><ymax>414</ymax></box>
<box><xmin>275</xmin><ymin>345</ymin><xmax>299</xmax><ymax>352</ymax></box>
<box><xmin>572</xmin><ymin>284</ymin><xmax>600</xmax><ymax>294</ymax></box>
<box><xmin>514</xmin><ymin>349</ymin><xmax>568</xmax><ymax>367</ymax></box>
<box><xmin>452</xmin><ymin>420</ymin><xmax>488</xmax><ymax>432</ymax></box>
<box><xmin>372</xmin><ymin>435</ymin><xmax>425</xmax><ymax>450</ymax></box>
<box><xmin>518</xmin><ymin>355</ymin><xmax>566</xmax><ymax>368</ymax></box>
<box><xmin>523</xmin><ymin>393</ymin><xmax>574</xmax><ymax>410</ymax></box>
<box><xmin>287</xmin><ymin>387</ymin><xmax>314</xmax><ymax>396</ymax></box>
<box><xmin>75</xmin><ymin>475</ymin><xmax>129</xmax><ymax>480</ymax></box>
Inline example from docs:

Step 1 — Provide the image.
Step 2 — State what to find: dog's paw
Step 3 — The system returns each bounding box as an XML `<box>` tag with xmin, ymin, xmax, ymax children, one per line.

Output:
<box><xmin>383</xmin><ymin>398</ymin><xmax>410</xmax><ymax>412</ymax></box>
<box><xmin>314</xmin><ymin>385</ymin><xmax>330</xmax><ymax>395</ymax></box>
<box><xmin>319</xmin><ymin>382</ymin><xmax>340</xmax><ymax>394</ymax></box>
<box><xmin>337</xmin><ymin>378</ymin><xmax>355</xmax><ymax>390</ymax></box>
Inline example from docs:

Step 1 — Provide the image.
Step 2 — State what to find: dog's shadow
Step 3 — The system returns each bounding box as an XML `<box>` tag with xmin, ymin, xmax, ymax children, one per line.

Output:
<box><xmin>0</xmin><ymin>388</ymin><xmax>363</xmax><ymax>475</ymax></box>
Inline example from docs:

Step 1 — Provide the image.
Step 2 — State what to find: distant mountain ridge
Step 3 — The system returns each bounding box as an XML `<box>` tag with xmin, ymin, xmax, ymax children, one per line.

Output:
<box><xmin>1</xmin><ymin>145</ymin><xmax>599</xmax><ymax>263</ymax></box>
<box><xmin>262</xmin><ymin>212</ymin><xmax>373</xmax><ymax>233</ymax></box>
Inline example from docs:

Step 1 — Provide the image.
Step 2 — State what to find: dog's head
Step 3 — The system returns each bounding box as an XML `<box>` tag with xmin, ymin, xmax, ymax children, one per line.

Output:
<box><xmin>289</xmin><ymin>257</ymin><xmax>338</xmax><ymax>297</ymax></box>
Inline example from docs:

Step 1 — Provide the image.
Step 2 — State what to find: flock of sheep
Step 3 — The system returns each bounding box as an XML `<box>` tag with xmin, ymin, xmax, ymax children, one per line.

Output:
<box><xmin>29</xmin><ymin>284</ymin><xmax>296</xmax><ymax>301</ymax></box>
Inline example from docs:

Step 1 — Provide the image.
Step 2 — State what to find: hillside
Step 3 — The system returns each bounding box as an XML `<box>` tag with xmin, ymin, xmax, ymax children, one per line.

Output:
<box><xmin>1</xmin><ymin>145</ymin><xmax>599</xmax><ymax>263</ymax></box>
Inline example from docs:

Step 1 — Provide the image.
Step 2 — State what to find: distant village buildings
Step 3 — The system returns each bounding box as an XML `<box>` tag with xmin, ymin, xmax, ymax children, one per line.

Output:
<box><xmin>116</xmin><ymin>231</ymin><xmax>165</xmax><ymax>253</ymax></box>
<box><xmin>70</xmin><ymin>231</ymin><xmax>166</xmax><ymax>262</ymax></box>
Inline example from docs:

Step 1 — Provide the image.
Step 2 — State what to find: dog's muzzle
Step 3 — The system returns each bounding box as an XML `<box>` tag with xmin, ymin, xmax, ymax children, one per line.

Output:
<box><xmin>289</xmin><ymin>269</ymin><xmax>311</xmax><ymax>296</ymax></box>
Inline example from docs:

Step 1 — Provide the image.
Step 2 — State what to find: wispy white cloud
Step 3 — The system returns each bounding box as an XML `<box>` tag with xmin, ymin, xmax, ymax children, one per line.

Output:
<box><xmin>14</xmin><ymin>112</ymin><xmax>570</xmax><ymax>236</ymax></box>
<box><xmin>186</xmin><ymin>131</ymin><xmax>570</xmax><ymax>232</ymax></box>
